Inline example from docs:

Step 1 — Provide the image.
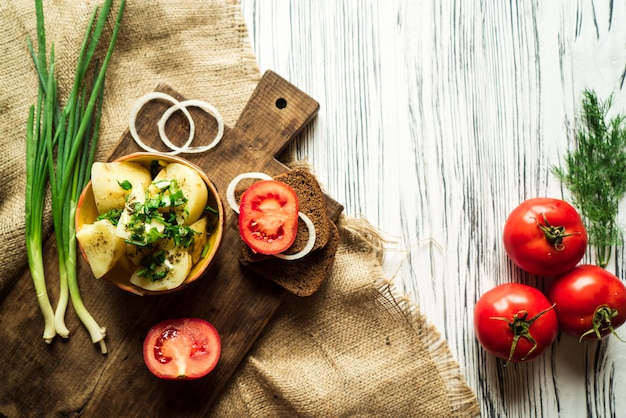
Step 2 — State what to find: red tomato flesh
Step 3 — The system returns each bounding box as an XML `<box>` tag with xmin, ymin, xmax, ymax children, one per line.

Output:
<box><xmin>503</xmin><ymin>198</ymin><xmax>587</xmax><ymax>276</ymax></box>
<box><xmin>474</xmin><ymin>283</ymin><xmax>558</xmax><ymax>363</ymax></box>
<box><xmin>143</xmin><ymin>318</ymin><xmax>221</xmax><ymax>380</ymax></box>
<box><xmin>239</xmin><ymin>179</ymin><xmax>299</xmax><ymax>255</ymax></box>
<box><xmin>548</xmin><ymin>264</ymin><xmax>626</xmax><ymax>341</ymax></box>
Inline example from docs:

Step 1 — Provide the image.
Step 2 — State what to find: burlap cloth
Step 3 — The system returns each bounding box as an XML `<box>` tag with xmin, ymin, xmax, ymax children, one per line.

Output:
<box><xmin>0</xmin><ymin>1</ymin><xmax>480</xmax><ymax>416</ymax></box>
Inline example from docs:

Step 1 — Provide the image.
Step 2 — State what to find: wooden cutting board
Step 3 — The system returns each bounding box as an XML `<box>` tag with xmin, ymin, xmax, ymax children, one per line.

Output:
<box><xmin>0</xmin><ymin>71</ymin><xmax>343</xmax><ymax>417</ymax></box>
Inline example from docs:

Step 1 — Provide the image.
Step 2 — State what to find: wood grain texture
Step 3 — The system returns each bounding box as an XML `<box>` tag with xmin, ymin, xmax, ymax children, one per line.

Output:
<box><xmin>240</xmin><ymin>1</ymin><xmax>626</xmax><ymax>417</ymax></box>
<box><xmin>0</xmin><ymin>71</ymin><xmax>342</xmax><ymax>416</ymax></box>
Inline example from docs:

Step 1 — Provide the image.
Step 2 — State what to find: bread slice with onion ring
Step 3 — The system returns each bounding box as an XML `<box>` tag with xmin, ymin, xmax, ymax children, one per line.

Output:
<box><xmin>239</xmin><ymin>169</ymin><xmax>333</xmax><ymax>262</ymax></box>
<box><xmin>228</xmin><ymin>168</ymin><xmax>339</xmax><ymax>296</ymax></box>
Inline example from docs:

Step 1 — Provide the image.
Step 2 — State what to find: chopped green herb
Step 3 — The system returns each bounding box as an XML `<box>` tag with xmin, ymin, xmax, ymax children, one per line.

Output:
<box><xmin>552</xmin><ymin>89</ymin><xmax>626</xmax><ymax>268</ymax></box>
<box><xmin>137</xmin><ymin>250</ymin><xmax>168</xmax><ymax>282</ymax></box>
<box><xmin>118</xmin><ymin>180</ymin><xmax>132</xmax><ymax>191</ymax></box>
<box><xmin>165</xmin><ymin>224</ymin><xmax>198</xmax><ymax>248</ymax></box>
<box><xmin>201</xmin><ymin>241</ymin><xmax>211</xmax><ymax>258</ymax></box>
<box><xmin>120</xmin><ymin>177</ymin><xmax>197</xmax><ymax>252</ymax></box>
<box><xmin>96</xmin><ymin>208</ymin><xmax>123</xmax><ymax>226</ymax></box>
<box><xmin>204</xmin><ymin>204</ymin><xmax>219</xmax><ymax>216</ymax></box>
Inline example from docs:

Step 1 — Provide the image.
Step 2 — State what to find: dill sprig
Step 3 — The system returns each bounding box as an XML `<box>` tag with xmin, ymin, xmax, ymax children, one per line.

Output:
<box><xmin>552</xmin><ymin>89</ymin><xmax>626</xmax><ymax>268</ymax></box>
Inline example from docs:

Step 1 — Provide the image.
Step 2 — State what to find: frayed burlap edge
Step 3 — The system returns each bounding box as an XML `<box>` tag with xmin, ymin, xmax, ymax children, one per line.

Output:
<box><xmin>337</xmin><ymin>214</ymin><xmax>481</xmax><ymax>417</ymax></box>
<box><xmin>227</xmin><ymin>0</ymin><xmax>263</xmax><ymax>85</ymax></box>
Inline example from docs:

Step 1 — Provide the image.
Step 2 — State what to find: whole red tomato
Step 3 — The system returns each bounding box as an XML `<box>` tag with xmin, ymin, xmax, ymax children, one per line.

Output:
<box><xmin>503</xmin><ymin>198</ymin><xmax>587</xmax><ymax>276</ymax></box>
<box><xmin>474</xmin><ymin>283</ymin><xmax>558</xmax><ymax>363</ymax></box>
<box><xmin>548</xmin><ymin>264</ymin><xmax>626</xmax><ymax>341</ymax></box>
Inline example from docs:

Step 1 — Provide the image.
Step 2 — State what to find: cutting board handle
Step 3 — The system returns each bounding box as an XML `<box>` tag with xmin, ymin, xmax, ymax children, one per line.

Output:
<box><xmin>232</xmin><ymin>71</ymin><xmax>320</xmax><ymax>159</ymax></box>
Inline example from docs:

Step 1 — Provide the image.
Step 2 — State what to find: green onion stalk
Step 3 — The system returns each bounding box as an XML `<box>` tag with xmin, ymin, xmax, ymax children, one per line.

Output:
<box><xmin>25</xmin><ymin>63</ymin><xmax>56</xmax><ymax>344</ymax></box>
<box><xmin>26</xmin><ymin>0</ymin><xmax>126</xmax><ymax>352</ymax></box>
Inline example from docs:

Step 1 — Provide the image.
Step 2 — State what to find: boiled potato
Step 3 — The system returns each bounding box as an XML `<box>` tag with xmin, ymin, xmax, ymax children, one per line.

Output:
<box><xmin>189</xmin><ymin>217</ymin><xmax>208</xmax><ymax>264</ymax></box>
<box><xmin>76</xmin><ymin>219</ymin><xmax>126</xmax><ymax>279</ymax></box>
<box><xmin>114</xmin><ymin>186</ymin><xmax>149</xmax><ymax>241</ymax></box>
<box><xmin>91</xmin><ymin>161</ymin><xmax>152</xmax><ymax>214</ymax></box>
<box><xmin>164</xmin><ymin>163</ymin><xmax>208</xmax><ymax>225</ymax></box>
<box><xmin>85</xmin><ymin>159</ymin><xmax>214</xmax><ymax>292</ymax></box>
<box><xmin>129</xmin><ymin>246</ymin><xmax>193</xmax><ymax>291</ymax></box>
<box><xmin>126</xmin><ymin>242</ymin><xmax>153</xmax><ymax>266</ymax></box>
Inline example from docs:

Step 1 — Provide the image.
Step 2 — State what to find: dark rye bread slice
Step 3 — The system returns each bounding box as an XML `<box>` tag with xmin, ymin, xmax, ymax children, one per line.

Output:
<box><xmin>238</xmin><ymin>168</ymin><xmax>339</xmax><ymax>296</ymax></box>
<box><xmin>241</xmin><ymin>219</ymin><xmax>339</xmax><ymax>296</ymax></box>
<box><xmin>240</xmin><ymin>168</ymin><xmax>332</xmax><ymax>263</ymax></box>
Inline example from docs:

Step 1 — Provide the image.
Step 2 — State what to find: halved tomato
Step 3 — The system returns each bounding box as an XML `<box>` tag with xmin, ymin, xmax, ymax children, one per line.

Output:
<box><xmin>143</xmin><ymin>318</ymin><xmax>221</xmax><ymax>380</ymax></box>
<box><xmin>238</xmin><ymin>179</ymin><xmax>299</xmax><ymax>255</ymax></box>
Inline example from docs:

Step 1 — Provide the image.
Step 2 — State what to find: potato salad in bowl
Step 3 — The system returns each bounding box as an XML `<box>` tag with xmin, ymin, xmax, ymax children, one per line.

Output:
<box><xmin>75</xmin><ymin>153</ymin><xmax>224</xmax><ymax>295</ymax></box>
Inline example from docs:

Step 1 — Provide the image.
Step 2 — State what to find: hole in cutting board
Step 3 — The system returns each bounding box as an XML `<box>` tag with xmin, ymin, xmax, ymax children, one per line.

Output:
<box><xmin>275</xmin><ymin>98</ymin><xmax>287</xmax><ymax>109</ymax></box>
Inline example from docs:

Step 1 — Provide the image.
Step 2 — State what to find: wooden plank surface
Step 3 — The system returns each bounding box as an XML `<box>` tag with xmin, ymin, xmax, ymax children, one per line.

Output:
<box><xmin>240</xmin><ymin>1</ymin><xmax>626</xmax><ymax>417</ymax></box>
<box><xmin>0</xmin><ymin>71</ymin><xmax>342</xmax><ymax>416</ymax></box>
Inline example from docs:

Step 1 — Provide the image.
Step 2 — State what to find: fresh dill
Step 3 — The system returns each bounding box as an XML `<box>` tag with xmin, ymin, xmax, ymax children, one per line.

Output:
<box><xmin>552</xmin><ymin>89</ymin><xmax>626</xmax><ymax>268</ymax></box>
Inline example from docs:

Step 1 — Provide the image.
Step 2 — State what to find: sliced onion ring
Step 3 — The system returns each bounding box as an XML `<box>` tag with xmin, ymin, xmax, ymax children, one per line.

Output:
<box><xmin>274</xmin><ymin>212</ymin><xmax>316</xmax><ymax>261</ymax></box>
<box><xmin>128</xmin><ymin>92</ymin><xmax>195</xmax><ymax>156</ymax></box>
<box><xmin>226</xmin><ymin>172</ymin><xmax>317</xmax><ymax>261</ymax></box>
<box><xmin>226</xmin><ymin>172</ymin><xmax>273</xmax><ymax>214</ymax></box>
<box><xmin>158</xmin><ymin>99</ymin><xmax>225</xmax><ymax>154</ymax></box>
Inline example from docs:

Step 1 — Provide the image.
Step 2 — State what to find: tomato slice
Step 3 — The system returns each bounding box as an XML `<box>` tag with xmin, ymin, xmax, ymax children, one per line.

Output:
<box><xmin>143</xmin><ymin>318</ymin><xmax>221</xmax><ymax>380</ymax></box>
<box><xmin>238</xmin><ymin>179</ymin><xmax>299</xmax><ymax>255</ymax></box>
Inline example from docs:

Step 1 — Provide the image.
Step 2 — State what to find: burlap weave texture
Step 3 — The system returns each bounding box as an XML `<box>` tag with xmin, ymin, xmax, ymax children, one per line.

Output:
<box><xmin>212</xmin><ymin>217</ymin><xmax>479</xmax><ymax>416</ymax></box>
<box><xmin>0</xmin><ymin>1</ymin><xmax>479</xmax><ymax>416</ymax></box>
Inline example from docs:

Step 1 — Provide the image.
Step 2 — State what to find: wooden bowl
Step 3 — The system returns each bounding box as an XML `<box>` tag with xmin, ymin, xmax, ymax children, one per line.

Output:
<box><xmin>76</xmin><ymin>152</ymin><xmax>225</xmax><ymax>296</ymax></box>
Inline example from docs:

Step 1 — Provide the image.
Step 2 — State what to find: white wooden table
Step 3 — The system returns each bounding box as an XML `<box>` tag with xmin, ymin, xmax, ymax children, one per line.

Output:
<box><xmin>240</xmin><ymin>1</ymin><xmax>626</xmax><ymax>416</ymax></box>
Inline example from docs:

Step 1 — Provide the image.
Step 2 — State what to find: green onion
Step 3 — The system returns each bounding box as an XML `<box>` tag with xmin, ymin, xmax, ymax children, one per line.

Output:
<box><xmin>25</xmin><ymin>62</ymin><xmax>56</xmax><ymax>344</ymax></box>
<box><xmin>25</xmin><ymin>0</ymin><xmax>126</xmax><ymax>352</ymax></box>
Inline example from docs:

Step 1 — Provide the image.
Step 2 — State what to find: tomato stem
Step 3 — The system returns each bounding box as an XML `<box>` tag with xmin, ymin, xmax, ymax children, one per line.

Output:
<box><xmin>536</xmin><ymin>213</ymin><xmax>580</xmax><ymax>250</ymax></box>
<box><xmin>490</xmin><ymin>303</ymin><xmax>556</xmax><ymax>365</ymax></box>
<box><xmin>579</xmin><ymin>304</ymin><xmax>625</xmax><ymax>342</ymax></box>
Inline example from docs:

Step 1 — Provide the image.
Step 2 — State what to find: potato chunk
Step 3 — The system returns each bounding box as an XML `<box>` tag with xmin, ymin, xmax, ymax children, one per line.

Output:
<box><xmin>164</xmin><ymin>163</ymin><xmax>208</xmax><ymax>225</ymax></box>
<box><xmin>129</xmin><ymin>246</ymin><xmax>193</xmax><ymax>291</ymax></box>
<box><xmin>91</xmin><ymin>161</ymin><xmax>152</xmax><ymax>214</ymax></box>
<box><xmin>188</xmin><ymin>217</ymin><xmax>208</xmax><ymax>265</ymax></box>
<box><xmin>76</xmin><ymin>219</ymin><xmax>126</xmax><ymax>278</ymax></box>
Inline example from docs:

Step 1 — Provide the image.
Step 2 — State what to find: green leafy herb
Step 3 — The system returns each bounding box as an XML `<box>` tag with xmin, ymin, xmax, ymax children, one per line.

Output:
<box><xmin>137</xmin><ymin>250</ymin><xmax>168</xmax><ymax>282</ymax></box>
<box><xmin>118</xmin><ymin>180</ymin><xmax>132</xmax><ymax>191</ymax></box>
<box><xmin>96</xmin><ymin>208</ymin><xmax>123</xmax><ymax>225</ymax></box>
<box><xmin>204</xmin><ymin>204</ymin><xmax>219</xmax><ymax>216</ymax></box>
<box><xmin>552</xmin><ymin>89</ymin><xmax>626</xmax><ymax>268</ymax></box>
<box><xmin>121</xmin><ymin>179</ymin><xmax>197</xmax><ymax>250</ymax></box>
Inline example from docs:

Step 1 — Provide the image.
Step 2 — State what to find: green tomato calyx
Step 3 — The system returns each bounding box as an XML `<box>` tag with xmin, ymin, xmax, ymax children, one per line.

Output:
<box><xmin>579</xmin><ymin>304</ymin><xmax>625</xmax><ymax>342</ymax></box>
<box><xmin>536</xmin><ymin>213</ymin><xmax>580</xmax><ymax>250</ymax></box>
<box><xmin>491</xmin><ymin>303</ymin><xmax>556</xmax><ymax>365</ymax></box>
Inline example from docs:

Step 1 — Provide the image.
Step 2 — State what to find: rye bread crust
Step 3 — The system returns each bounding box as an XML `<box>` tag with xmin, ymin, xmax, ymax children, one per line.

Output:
<box><xmin>240</xmin><ymin>219</ymin><xmax>339</xmax><ymax>296</ymax></box>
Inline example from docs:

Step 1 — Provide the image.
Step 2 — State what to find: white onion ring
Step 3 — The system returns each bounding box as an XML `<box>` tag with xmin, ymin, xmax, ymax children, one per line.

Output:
<box><xmin>158</xmin><ymin>99</ymin><xmax>225</xmax><ymax>154</ymax></box>
<box><xmin>226</xmin><ymin>172</ymin><xmax>317</xmax><ymax>260</ymax></box>
<box><xmin>226</xmin><ymin>172</ymin><xmax>273</xmax><ymax>214</ymax></box>
<box><xmin>274</xmin><ymin>212</ymin><xmax>316</xmax><ymax>261</ymax></box>
<box><xmin>128</xmin><ymin>92</ymin><xmax>195</xmax><ymax>156</ymax></box>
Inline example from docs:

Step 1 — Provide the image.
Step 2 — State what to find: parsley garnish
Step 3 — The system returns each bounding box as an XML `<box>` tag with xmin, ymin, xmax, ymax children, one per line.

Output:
<box><xmin>552</xmin><ymin>89</ymin><xmax>626</xmax><ymax>267</ymax></box>
<box><xmin>96</xmin><ymin>208</ymin><xmax>123</xmax><ymax>226</ymax></box>
<box><xmin>205</xmin><ymin>204</ymin><xmax>219</xmax><ymax>216</ymax></box>
<box><xmin>118</xmin><ymin>180</ymin><xmax>132</xmax><ymax>191</ymax></box>
<box><xmin>119</xmin><ymin>175</ymin><xmax>201</xmax><ymax>281</ymax></box>
<box><xmin>137</xmin><ymin>250</ymin><xmax>168</xmax><ymax>282</ymax></box>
